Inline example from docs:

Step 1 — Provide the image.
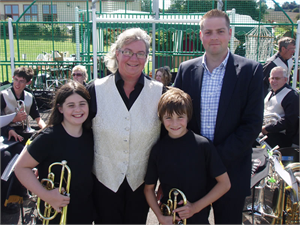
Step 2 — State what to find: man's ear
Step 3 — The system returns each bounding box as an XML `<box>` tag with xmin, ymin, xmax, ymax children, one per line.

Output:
<box><xmin>26</xmin><ymin>80</ymin><xmax>32</xmax><ymax>85</ymax></box>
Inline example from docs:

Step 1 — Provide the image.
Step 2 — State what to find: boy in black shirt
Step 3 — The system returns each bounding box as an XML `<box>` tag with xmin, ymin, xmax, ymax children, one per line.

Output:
<box><xmin>144</xmin><ymin>87</ymin><xmax>230</xmax><ymax>224</ymax></box>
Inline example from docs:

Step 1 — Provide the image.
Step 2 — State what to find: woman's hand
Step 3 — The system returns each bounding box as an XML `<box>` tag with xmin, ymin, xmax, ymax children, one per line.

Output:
<box><xmin>8</xmin><ymin>129</ymin><xmax>24</xmax><ymax>142</ymax></box>
<box><xmin>44</xmin><ymin>188</ymin><xmax>70</xmax><ymax>212</ymax></box>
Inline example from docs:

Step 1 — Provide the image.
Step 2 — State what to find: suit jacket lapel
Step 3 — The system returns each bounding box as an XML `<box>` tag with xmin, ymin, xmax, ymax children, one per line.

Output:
<box><xmin>215</xmin><ymin>53</ymin><xmax>239</xmax><ymax>135</ymax></box>
<box><xmin>192</xmin><ymin>61</ymin><xmax>204</xmax><ymax>131</ymax></box>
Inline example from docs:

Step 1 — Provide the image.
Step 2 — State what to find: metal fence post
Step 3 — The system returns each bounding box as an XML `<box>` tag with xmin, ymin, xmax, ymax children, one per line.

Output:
<box><xmin>75</xmin><ymin>7</ymin><xmax>80</xmax><ymax>61</ymax></box>
<box><xmin>230</xmin><ymin>8</ymin><xmax>236</xmax><ymax>53</ymax></box>
<box><xmin>152</xmin><ymin>0</ymin><xmax>159</xmax><ymax>76</ymax></box>
<box><xmin>292</xmin><ymin>20</ymin><xmax>300</xmax><ymax>90</ymax></box>
<box><xmin>8</xmin><ymin>18</ymin><xmax>14</xmax><ymax>78</ymax></box>
<box><xmin>92</xmin><ymin>0</ymin><xmax>98</xmax><ymax>79</ymax></box>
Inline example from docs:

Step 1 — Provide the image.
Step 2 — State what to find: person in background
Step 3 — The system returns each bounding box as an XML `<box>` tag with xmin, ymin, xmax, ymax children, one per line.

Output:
<box><xmin>87</xmin><ymin>27</ymin><xmax>164</xmax><ymax>224</ymax></box>
<box><xmin>14</xmin><ymin>81</ymin><xmax>95</xmax><ymax>224</ymax></box>
<box><xmin>0</xmin><ymin>66</ymin><xmax>46</xmax><ymax>144</ymax></box>
<box><xmin>154</xmin><ymin>66</ymin><xmax>173</xmax><ymax>86</ymax></box>
<box><xmin>72</xmin><ymin>65</ymin><xmax>88</xmax><ymax>86</ymax></box>
<box><xmin>263</xmin><ymin>37</ymin><xmax>295</xmax><ymax>97</ymax></box>
<box><xmin>174</xmin><ymin>9</ymin><xmax>263</xmax><ymax>224</ymax></box>
<box><xmin>1</xmin><ymin>124</ymin><xmax>26</xmax><ymax>214</ymax></box>
<box><xmin>144</xmin><ymin>87</ymin><xmax>230</xmax><ymax>224</ymax></box>
<box><xmin>262</xmin><ymin>66</ymin><xmax>299</xmax><ymax>148</ymax></box>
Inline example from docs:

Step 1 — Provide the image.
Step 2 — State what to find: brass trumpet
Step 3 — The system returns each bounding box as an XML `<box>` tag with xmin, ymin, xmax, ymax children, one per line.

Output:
<box><xmin>15</xmin><ymin>100</ymin><xmax>35</xmax><ymax>133</ymax></box>
<box><xmin>160</xmin><ymin>188</ymin><xmax>187</xmax><ymax>225</ymax></box>
<box><xmin>37</xmin><ymin>160</ymin><xmax>71</xmax><ymax>225</ymax></box>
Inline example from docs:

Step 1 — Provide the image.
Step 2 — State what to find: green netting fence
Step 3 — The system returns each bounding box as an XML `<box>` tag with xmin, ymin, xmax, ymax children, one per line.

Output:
<box><xmin>0</xmin><ymin>0</ymin><xmax>299</xmax><ymax>89</ymax></box>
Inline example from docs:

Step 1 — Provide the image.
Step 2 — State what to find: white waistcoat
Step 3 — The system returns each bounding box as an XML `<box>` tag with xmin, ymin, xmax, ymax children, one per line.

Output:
<box><xmin>264</xmin><ymin>87</ymin><xmax>291</xmax><ymax>118</ymax></box>
<box><xmin>2</xmin><ymin>88</ymin><xmax>33</xmax><ymax>126</ymax></box>
<box><xmin>92</xmin><ymin>76</ymin><xmax>163</xmax><ymax>192</ymax></box>
<box><xmin>272</xmin><ymin>56</ymin><xmax>293</xmax><ymax>83</ymax></box>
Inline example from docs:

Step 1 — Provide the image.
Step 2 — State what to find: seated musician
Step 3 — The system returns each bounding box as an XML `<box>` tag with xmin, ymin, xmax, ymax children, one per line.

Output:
<box><xmin>144</xmin><ymin>87</ymin><xmax>230</xmax><ymax>224</ymax></box>
<box><xmin>0</xmin><ymin>66</ymin><xmax>46</xmax><ymax>144</ymax></box>
<box><xmin>262</xmin><ymin>66</ymin><xmax>299</xmax><ymax>148</ymax></box>
<box><xmin>1</xmin><ymin>124</ymin><xmax>27</xmax><ymax>213</ymax></box>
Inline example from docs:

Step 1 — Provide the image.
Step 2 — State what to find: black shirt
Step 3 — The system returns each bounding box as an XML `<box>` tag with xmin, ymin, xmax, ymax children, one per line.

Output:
<box><xmin>28</xmin><ymin>124</ymin><xmax>94</xmax><ymax>224</ymax></box>
<box><xmin>145</xmin><ymin>130</ymin><xmax>227</xmax><ymax>224</ymax></box>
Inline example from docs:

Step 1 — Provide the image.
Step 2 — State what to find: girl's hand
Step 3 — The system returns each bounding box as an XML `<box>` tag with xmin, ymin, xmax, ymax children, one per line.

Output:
<box><xmin>44</xmin><ymin>188</ymin><xmax>70</xmax><ymax>212</ymax></box>
<box><xmin>8</xmin><ymin>129</ymin><xmax>23</xmax><ymax>142</ymax></box>
<box><xmin>173</xmin><ymin>200</ymin><xmax>195</xmax><ymax>221</ymax></box>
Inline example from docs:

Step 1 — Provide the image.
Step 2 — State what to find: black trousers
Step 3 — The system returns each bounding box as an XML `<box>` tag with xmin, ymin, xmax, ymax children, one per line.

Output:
<box><xmin>1</xmin><ymin>143</ymin><xmax>25</xmax><ymax>205</ymax></box>
<box><xmin>93</xmin><ymin>175</ymin><xmax>149</xmax><ymax>224</ymax></box>
<box><xmin>265</xmin><ymin>133</ymin><xmax>292</xmax><ymax>148</ymax></box>
<box><xmin>212</xmin><ymin>191</ymin><xmax>246</xmax><ymax>224</ymax></box>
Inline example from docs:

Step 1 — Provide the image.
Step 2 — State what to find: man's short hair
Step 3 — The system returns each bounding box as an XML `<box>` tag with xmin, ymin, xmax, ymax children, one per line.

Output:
<box><xmin>278</xmin><ymin>37</ymin><xmax>295</xmax><ymax>52</ymax></box>
<box><xmin>158</xmin><ymin>87</ymin><xmax>193</xmax><ymax>122</ymax></box>
<box><xmin>14</xmin><ymin>66</ymin><xmax>34</xmax><ymax>82</ymax></box>
<box><xmin>199</xmin><ymin>9</ymin><xmax>230</xmax><ymax>31</ymax></box>
<box><xmin>270</xmin><ymin>66</ymin><xmax>287</xmax><ymax>78</ymax></box>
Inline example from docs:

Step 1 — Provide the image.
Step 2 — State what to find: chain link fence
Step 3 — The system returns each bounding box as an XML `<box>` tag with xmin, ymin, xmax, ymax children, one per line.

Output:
<box><xmin>0</xmin><ymin>0</ymin><xmax>298</xmax><ymax>88</ymax></box>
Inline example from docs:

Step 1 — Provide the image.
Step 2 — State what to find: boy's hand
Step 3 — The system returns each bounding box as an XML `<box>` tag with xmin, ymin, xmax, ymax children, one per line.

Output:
<box><xmin>157</xmin><ymin>215</ymin><xmax>173</xmax><ymax>225</ymax></box>
<box><xmin>173</xmin><ymin>200</ymin><xmax>195</xmax><ymax>221</ymax></box>
<box><xmin>13</xmin><ymin>111</ymin><xmax>27</xmax><ymax>123</ymax></box>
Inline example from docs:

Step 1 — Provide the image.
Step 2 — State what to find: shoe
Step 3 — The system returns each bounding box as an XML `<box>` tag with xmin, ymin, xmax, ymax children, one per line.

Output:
<box><xmin>1</xmin><ymin>203</ymin><xmax>20</xmax><ymax>214</ymax></box>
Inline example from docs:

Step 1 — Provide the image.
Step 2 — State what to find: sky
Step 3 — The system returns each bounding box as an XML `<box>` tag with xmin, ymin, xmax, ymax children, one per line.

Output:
<box><xmin>158</xmin><ymin>0</ymin><xmax>299</xmax><ymax>10</ymax></box>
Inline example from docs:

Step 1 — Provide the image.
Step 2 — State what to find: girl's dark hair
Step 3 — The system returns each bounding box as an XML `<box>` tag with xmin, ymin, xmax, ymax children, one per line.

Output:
<box><xmin>47</xmin><ymin>81</ymin><xmax>91</xmax><ymax>129</ymax></box>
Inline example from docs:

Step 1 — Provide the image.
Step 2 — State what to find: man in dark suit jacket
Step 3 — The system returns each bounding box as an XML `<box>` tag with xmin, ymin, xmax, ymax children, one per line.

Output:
<box><xmin>174</xmin><ymin>9</ymin><xmax>264</xmax><ymax>224</ymax></box>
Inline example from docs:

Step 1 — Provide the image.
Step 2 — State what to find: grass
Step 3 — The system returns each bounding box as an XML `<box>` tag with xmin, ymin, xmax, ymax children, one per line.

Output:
<box><xmin>0</xmin><ymin>36</ymin><xmax>94</xmax><ymax>82</ymax></box>
<box><xmin>0</xmin><ymin>36</ymin><xmax>157</xmax><ymax>83</ymax></box>
<box><xmin>1</xmin><ymin>36</ymin><xmax>82</xmax><ymax>61</ymax></box>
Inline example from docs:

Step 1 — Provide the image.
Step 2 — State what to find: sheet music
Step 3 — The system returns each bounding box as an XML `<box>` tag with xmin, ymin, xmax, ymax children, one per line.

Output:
<box><xmin>0</xmin><ymin>136</ymin><xmax>18</xmax><ymax>150</ymax></box>
<box><xmin>0</xmin><ymin>112</ymin><xmax>16</xmax><ymax>128</ymax></box>
<box><xmin>1</xmin><ymin>154</ymin><xmax>19</xmax><ymax>181</ymax></box>
<box><xmin>274</xmin><ymin>158</ymin><xmax>292</xmax><ymax>187</ymax></box>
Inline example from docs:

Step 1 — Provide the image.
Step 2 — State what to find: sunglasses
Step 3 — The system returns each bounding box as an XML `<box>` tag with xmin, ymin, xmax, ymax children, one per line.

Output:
<box><xmin>72</xmin><ymin>73</ymin><xmax>83</xmax><ymax>77</ymax></box>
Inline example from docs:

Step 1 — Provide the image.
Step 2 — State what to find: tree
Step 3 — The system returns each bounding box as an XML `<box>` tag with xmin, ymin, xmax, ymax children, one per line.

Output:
<box><xmin>279</xmin><ymin>1</ymin><xmax>299</xmax><ymax>12</ymax></box>
<box><xmin>226</xmin><ymin>0</ymin><xmax>268</xmax><ymax>21</ymax></box>
<box><xmin>165</xmin><ymin>0</ymin><xmax>268</xmax><ymax>21</ymax></box>
<box><xmin>165</xmin><ymin>0</ymin><xmax>185</xmax><ymax>13</ymax></box>
<box><xmin>282</xmin><ymin>1</ymin><xmax>290</xmax><ymax>10</ymax></box>
<box><xmin>141</xmin><ymin>0</ymin><xmax>151</xmax><ymax>12</ymax></box>
<box><xmin>288</xmin><ymin>1</ymin><xmax>298</xmax><ymax>10</ymax></box>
